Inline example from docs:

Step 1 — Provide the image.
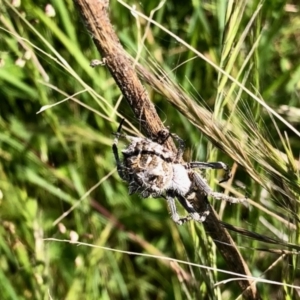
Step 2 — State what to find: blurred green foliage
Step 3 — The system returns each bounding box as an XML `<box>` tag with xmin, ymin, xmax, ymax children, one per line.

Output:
<box><xmin>0</xmin><ymin>0</ymin><xmax>299</xmax><ymax>299</ymax></box>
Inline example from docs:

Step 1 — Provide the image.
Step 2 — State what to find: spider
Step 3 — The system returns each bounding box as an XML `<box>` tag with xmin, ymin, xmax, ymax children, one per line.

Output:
<box><xmin>112</xmin><ymin>119</ymin><xmax>246</xmax><ymax>225</ymax></box>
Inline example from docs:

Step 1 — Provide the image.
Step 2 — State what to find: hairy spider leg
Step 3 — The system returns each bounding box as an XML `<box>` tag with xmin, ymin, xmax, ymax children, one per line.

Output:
<box><xmin>191</xmin><ymin>172</ymin><xmax>246</xmax><ymax>204</ymax></box>
<box><xmin>176</xmin><ymin>194</ymin><xmax>210</xmax><ymax>223</ymax></box>
<box><xmin>188</xmin><ymin>161</ymin><xmax>231</xmax><ymax>183</ymax></box>
<box><xmin>113</xmin><ymin>118</ymin><xmax>128</xmax><ymax>141</ymax></box>
<box><xmin>151</xmin><ymin>129</ymin><xmax>185</xmax><ymax>165</ymax></box>
<box><xmin>112</xmin><ymin>119</ymin><xmax>128</xmax><ymax>181</ymax></box>
<box><xmin>165</xmin><ymin>194</ymin><xmax>192</xmax><ymax>224</ymax></box>
<box><xmin>113</xmin><ymin>119</ymin><xmax>145</xmax><ymax>180</ymax></box>
<box><xmin>115</xmin><ymin>118</ymin><xmax>126</xmax><ymax>134</ymax></box>
<box><xmin>170</xmin><ymin>133</ymin><xmax>186</xmax><ymax>162</ymax></box>
<box><xmin>112</xmin><ymin>139</ymin><xmax>127</xmax><ymax>181</ymax></box>
<box><xmin>154</xmin><ymin>129</ymin><xmax>186</xmax><ymax>163</ymax></box>
<box><xmin>165</xmin><ymin>191</ymin><xmax>210</xmax><ymax>224</ymax></box>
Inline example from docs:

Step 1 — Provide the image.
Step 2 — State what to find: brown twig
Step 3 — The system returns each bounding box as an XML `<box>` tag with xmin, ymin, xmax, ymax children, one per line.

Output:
<box><xmin>73</xmin><ymin>0</ymin><xmax>261</xmax><ymax>299</ymax></box>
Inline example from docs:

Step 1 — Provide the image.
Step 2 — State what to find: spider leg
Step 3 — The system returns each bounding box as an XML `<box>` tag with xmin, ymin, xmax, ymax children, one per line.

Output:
<box><xmin>191</xmin><ymin>172</ymin><xmax>246</xmax><ymax>204</ymax></box>
<box><xmin>176</xmin><ymin>194</ymin><xmax>210</xmax><ymax>222</ymax></box>
<box><xmin>188</xmin><ymin>161</ymin><xmax>231</xmax><ymax>183</ymax></box>
<box><xmin>165</xmin><ymin>193</ymin><xmax>191</xmax><ymax>225</ymax></box>
<box><xmin>166</xmin><ymin>192</ymin><xmax>209</xmax><ymax>224</ymax></box>
<box><xmin>117</xmin><ymin>118</ymin><xmax>125</xmax><ymax>133</ymax></box>
<box><xmin>112</xmin><ymin>118</ymin><xmax>128</xmax><ymax>141</ymax></box>
<box><xmin>112</xmin><ymin>119</ymin><xmax>128</xmax><ymax>180</ymax></box>
<box><xmin>169</xmin><ymin>133</ymin><xmax>185</xmax><ymax>162</ymax></box>
<box><xmin>154</xmin><ymin>129</ymin><xmax>186</xmax><ymax>163</ymax></box>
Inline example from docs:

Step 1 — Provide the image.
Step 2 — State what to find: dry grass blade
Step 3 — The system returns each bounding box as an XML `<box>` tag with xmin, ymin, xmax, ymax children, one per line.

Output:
<box><xmin>135</xmin><ymin>54</ymin><xmax>300</xmax><ymax>227</ymax></box>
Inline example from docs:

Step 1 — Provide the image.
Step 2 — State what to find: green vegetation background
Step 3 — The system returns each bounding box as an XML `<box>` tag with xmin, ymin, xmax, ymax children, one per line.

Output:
<box><xmin>0</xmin><ymin>0</ymin><xmax>300</xmax><ymax>299</ymax></box>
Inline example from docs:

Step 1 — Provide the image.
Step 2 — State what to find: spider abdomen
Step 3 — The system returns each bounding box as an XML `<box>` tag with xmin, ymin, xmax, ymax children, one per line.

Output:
<box><xmin>123</xmin><ymin>151</ymin><xmax>174</xmax><ymax>198</ymax></box>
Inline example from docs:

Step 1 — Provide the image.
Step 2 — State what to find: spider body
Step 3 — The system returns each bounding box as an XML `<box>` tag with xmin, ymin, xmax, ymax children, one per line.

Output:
<box><xmin>113</xmin><ymin>120</ymin><xmax>246</xmax><ymax>225</ymax></box>
<box><xmin>121</xmin><ymin>135</ymin><xmax>192</xmax><ymax>198</ymax></box>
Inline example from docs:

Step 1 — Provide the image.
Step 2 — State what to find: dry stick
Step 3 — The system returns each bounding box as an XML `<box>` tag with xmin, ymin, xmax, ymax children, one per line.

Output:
<box><xmin>76</xmin><ymin>0</ymin><xmax>173</xmax><ymax>149</ymax></box>
<box><xmin>73</xmin><ymin>1</ymin><xmax>260</xmax><ymax>299</ymax></box>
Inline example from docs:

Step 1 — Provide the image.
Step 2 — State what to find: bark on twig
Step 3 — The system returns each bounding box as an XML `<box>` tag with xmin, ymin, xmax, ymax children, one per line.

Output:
<box><xmin>73</xmin><ymin>1</ymin><xmax>261</xmax><ymax>299</ymax></box>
